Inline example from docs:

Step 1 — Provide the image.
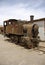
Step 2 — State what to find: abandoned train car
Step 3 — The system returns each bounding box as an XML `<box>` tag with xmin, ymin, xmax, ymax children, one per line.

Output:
<box><xmin>3</xmin><ymin>18</ymin><xmax>40</xmax><ymax>48</ymax></box>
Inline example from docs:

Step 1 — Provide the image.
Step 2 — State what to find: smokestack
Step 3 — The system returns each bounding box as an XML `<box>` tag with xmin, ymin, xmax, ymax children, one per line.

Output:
<box><xmin>30</xmin><ymin>15</ymin><xmax>34</xmax><ymax>21</ymax></box>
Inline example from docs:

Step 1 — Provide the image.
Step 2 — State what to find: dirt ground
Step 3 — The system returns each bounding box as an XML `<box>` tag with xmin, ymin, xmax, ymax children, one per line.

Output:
<box><xmin>0</xmin><ymin>34</ymin><xmax>45</xmax><ymax>65</ymax></box>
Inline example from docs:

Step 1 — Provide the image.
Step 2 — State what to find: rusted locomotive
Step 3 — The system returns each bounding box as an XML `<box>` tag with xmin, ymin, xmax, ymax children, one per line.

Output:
<box><xmin>3</xmin><ymin>19</ymin><xmax>40</xmax><ymax>48</ymax></box>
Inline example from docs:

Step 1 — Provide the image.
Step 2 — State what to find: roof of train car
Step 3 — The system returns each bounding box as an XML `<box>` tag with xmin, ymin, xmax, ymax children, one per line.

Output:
<box><xmin>4</xmin><ymin>19</ymin><xmax>18</xmax><ymax>22</ymax></box>
<box><xmin>4</xmin><ymin>19</ymin><xmax>27</xmax><ymax>22</ymax></box>
<box><xmin>4</xmin><ymin>19</ymin><xmax>28</xmax><ymax>24</ymax></box>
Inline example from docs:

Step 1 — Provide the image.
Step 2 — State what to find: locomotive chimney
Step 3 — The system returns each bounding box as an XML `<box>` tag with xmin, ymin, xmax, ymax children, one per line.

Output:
<box><xmin>30</xmin><ymin>15</ymin><xmax>34</xmax><ymax>22</ymax></box>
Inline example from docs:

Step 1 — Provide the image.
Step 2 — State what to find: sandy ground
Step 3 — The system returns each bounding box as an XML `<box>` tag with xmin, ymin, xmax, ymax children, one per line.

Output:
<box><xmin>0</xmin><ymin>34</ymin><xmax>45</xmax><ymax>65</ymax></box>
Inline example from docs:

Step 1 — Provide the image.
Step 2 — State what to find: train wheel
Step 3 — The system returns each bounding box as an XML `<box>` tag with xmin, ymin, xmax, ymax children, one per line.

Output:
<box><xmin>20</xmin><ymin>37</ymin><xmax>27</xmax><ymax>46</ymax></box>
<box><xmin>10</xmin><ymin>36</ymin><xmax>16</xmax><ymax>43</ymax></box>
<box><xmin>14</xmin><ymin>36</ymin><xmax>18</xmax><ymax>44</ymax></box>
<box><xmin>10</xmin><ymin>36</ymin><xmax>14</xmax><ymax>41</ymax></box>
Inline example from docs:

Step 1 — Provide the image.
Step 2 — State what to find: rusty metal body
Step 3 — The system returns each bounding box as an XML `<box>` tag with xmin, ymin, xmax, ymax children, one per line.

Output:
<box><xmin>3</xmin><ymin>19</ymin><xmax>39</xmax><ymax>48</ymax></box>
<box><xmin>4</xmin><ymin>19</ymin><xmax>24</xmax><ymax>35</ymax></box>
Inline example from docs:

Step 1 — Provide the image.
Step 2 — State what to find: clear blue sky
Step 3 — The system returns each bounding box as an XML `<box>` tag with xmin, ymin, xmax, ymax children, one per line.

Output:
<box><xmin>0</xmin><ymin>0</ymin><xmax>45</xmax><ymax>25</ymax></box>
